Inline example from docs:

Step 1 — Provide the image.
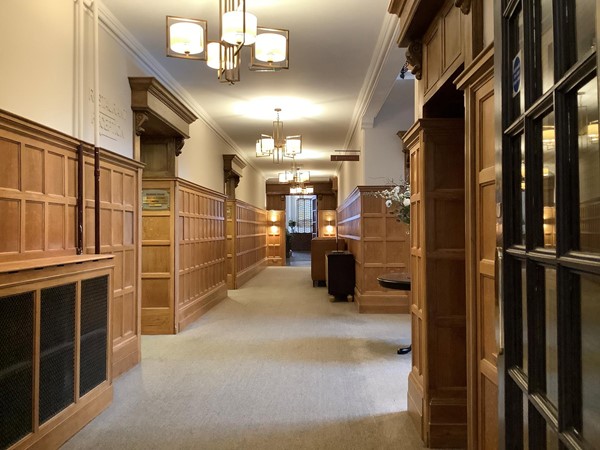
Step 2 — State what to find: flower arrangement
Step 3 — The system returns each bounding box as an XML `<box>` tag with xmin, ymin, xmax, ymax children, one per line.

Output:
<box><xmin>372</xmin><ymin>180</ymin><xmax>411</xmax><ymax>224</ymax></box>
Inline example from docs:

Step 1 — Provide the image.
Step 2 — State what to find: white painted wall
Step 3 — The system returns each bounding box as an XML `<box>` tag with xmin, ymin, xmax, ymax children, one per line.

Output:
<box><xmin>337</xmin><ymin>79</ymin><xmax>415</xmax><ymax>205</ymax></box>
<box><xmin>364</xmin><ymin>79</ymin><xmax>414</xmax><ymax>185</ymax></box>
<box><xmin>337</xmin><ymin>127</ymin><xmax>365</xmax><ymax>205</ymax></box>
<box><xmin>0</xmin><ymin>0</ymin><xmax>266</xmax><ymax>208</ymax></box>
<box><xmin>0</xmin><ymin>0</ymin><xmax>76</xmax><ymax>136</ymax></box>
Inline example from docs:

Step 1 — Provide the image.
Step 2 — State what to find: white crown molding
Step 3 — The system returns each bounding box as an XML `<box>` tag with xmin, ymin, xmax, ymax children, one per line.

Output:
<box><xmin>343</xmin><ymin>13</ymin><xmax>400</xmax><ymax>150</ymax></box>
<box><xmin>95</xmin><ymin>0</ymin><xmax>263</xmax><ymax>178</ymax></box>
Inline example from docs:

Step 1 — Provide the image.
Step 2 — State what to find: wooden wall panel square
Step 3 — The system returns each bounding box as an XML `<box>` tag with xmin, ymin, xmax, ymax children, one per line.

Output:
<box><xmin>0</xmin><ymin>138</ymin><xmax>20</xmax><ymax>190</ymax></box>
<box><xmin>47</xmin><ymin>203</ymin><xmax>65</xmax><ymax>249</ymax></box>
<box><xmin>22</xmin><ymin>146</ymin><xmax>44</xmax><ymax>193</ymax></box>
<box><xmin>46</xmin><ymin>151</ymin><xmax>65</xmax><ymax>196</ymax></box>
<box><xmin>0</xmin><ymin>199</ymin><xmax>20</xmax><ymax>253</ymax></box>
<box><xmin>25</xmin><ymin>201</ymin><xmax>44</xmax><ymax>251</ymax></box>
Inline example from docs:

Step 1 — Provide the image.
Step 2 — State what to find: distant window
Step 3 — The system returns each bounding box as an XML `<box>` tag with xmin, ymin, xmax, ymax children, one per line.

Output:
<box><xmin>296</xmin><ymin>198</ymin><xmax>312</xmax><ymax>233</ymax></box>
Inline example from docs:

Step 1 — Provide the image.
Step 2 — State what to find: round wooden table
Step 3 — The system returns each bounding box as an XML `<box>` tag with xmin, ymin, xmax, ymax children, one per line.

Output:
<box><xmin>377</xmin><ymin>272</ymin><xmax>411</xmax><ymax>355</ymax></box>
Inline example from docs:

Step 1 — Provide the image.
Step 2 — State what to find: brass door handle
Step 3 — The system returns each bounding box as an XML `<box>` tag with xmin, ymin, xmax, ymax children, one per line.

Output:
<box><xmin>495</xmin><ymin>247</ymin><xmax>504</xmax><ymax>355</ymax></box>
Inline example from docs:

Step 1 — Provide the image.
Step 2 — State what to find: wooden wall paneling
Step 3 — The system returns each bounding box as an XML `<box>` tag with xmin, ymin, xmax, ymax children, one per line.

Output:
<box><xmin>455</xmin><ymin>44</ymin><xmax>497</xmax><ymax>450</ymax></box>
<box><xmin>233</xmin><ymin>201</ymin><xmax>267</xmax><ymax>288</ymax></box>
<box><xmin>0</xmin><ymin>113</ymin><xmax>80</xmax><ymax>262</ymax></box>
<box><xmin>421</xmin><ymin>0</ymin><xmax>466</xmax><ymax>105</ymax></box>
<box><xmin>403</xmin><ymin>118</ymin><xmax>466</xmax><ymax>448</ymax></box>
<box><xmin>337</xmin><ymin>186</ymin><xmax>410</xmax><ymax>313</ymax></box>
<box><xmin>141</xmin><ymin>179</ymin><xmax>175</xmax><ymax>334</ymax></box>
<box><xmin>266</xmin><ymin>210</ymin><xmax>286</xmax><ymax>266</ymax></box>
<box><xmin>93</xmin><ymin>150</ymin><xmax>143</xmax><ymax>376</ymax></box>
<box><xmin>176</xmin><ymin>179</ymin><xmax>227</xmax><ymax>331</ymax></box>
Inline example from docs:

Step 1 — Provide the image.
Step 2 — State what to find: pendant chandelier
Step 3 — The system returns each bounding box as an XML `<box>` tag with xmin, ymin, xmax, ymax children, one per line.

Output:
<box><xmin>166</xmin><ymin>0</ymin><xmax>289</xmax><ymax>84</ymax></box>
<box><xmin>289</xmin><ymin>184</ymin><xmax>314</xmax><ymax>195</ymax></box>
<box><xmin>278</xmin><ymin>158</ymin><xmax>309</xmax><ymax>184</ymax></box>
<box><xmin>256</xmin><ymin>108</ymin><xmax>302</xmax><ymax>164</ymax></box>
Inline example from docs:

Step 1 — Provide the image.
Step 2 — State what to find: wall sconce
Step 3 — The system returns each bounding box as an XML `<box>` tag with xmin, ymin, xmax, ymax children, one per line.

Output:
<box><xmin>325</xmin><ymin>218</ymin><xmax>335</xmax><ymax>236</ymax></box>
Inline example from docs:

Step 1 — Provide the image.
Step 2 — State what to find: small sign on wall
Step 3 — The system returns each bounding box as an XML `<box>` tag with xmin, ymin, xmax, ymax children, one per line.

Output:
<box><xmin>142</xmin><ymin>189</ymin><xmax>170</xmax><ymax>210</ymax></box>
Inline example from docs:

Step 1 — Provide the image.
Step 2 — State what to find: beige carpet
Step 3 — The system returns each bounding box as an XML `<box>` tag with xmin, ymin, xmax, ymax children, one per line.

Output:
<box><xmin>62</xmin><ymin>266</ymin><xmax>425</xmax><ymax>450</ymax></box>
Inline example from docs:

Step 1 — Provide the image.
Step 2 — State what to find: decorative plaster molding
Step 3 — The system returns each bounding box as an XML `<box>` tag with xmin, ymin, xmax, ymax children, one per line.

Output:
<box><xmin>454</xmin><ymin>0</ymin><xmax>472</xmax><ymax>14</ymax></box>
<box><xmin>406</xmin><ymin>41</ymin><xmax>423</xmax><ymax>80</ymax></box>
<box><xmin>344</xmin><ymin>13</ymin><xmax>400</xmax><ymax>150</ymax></box>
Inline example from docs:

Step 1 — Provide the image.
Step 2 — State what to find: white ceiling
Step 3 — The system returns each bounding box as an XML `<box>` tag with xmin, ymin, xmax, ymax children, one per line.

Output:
<box><xmin>102</xmin><ymin>0</ymin><xmax>404</xmax><ymax>181</ymax></box>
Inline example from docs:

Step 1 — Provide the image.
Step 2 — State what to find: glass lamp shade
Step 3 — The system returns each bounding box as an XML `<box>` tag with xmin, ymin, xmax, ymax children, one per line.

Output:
<box><xmin>254</xmin><ymin>33</ymin><xmax>287</xmax><ymax>63</ymax></box>
<box><xmin>207</xmin><ymin>42</ymin><xmax>238</xmax><ymax>70</ymax></box>
<box><xmin>256</xmin><ymin>135</ymin><xmax>274</xmax><ymax>156</ymax></box>
<box><xmin>304</xmin><ymin>186</ymin><xmax>314</xmax><ymax>195</ymax></box>
<box><xmin>167</xmin><ymin>17</ymin><xmax>207</xmax><ymax>59</ymax></box>
<box><xmin>206</xmin><ymin>42</ymin><xmax>221</xmax><ymax>69</ymax></box>
<box><xmin>284</xmin><ymin>135</ymin><xmax>302</xmax><ymax>156</ymax></box>
<box><xmin>222</xmin><ymin>11</ymin><xmax>257</xmax><ymax>45</ymax></box>
<box><xmin>296</xmin><ymin>170</ymin><xmax>310</xmax><ymax>183</ymax></box>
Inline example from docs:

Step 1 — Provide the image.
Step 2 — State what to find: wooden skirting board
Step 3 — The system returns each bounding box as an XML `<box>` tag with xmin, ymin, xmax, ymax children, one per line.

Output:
<box><xmin>354</xmin><ymin>291</ymin><xmax>410</xmax><ymax>313</ymax></box>
<box><xmin>178</xmin><ymin>283</ymin><xmax>228</xmax><ymax>332</ymax></box>
<box><xmin>231</xmin><ymin>258</ymin><xmax>267</xmax><ymax>290</ymax></box>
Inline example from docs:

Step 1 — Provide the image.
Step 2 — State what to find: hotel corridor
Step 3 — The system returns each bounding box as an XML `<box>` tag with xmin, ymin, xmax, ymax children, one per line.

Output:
<box><xmin>61</xmin><ymin>266</ymin><xmax>422</xmax><ymax>450</ymax></box>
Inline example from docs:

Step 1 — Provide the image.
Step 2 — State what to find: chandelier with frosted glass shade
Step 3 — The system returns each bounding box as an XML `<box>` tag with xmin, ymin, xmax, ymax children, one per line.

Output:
<box><xmin>256</xmin><ymin>108</ymin><xmax>302</xmax><ymax>163</ymax></box>
<box><xmin>166</xmin><ymin>0</ymin><xmax>289</xmax><ymax>84</ymax></box>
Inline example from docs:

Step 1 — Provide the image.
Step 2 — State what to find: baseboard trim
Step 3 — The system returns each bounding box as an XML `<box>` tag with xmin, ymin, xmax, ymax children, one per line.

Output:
<box><xmin>178</xmin><ymin>283</ymin><xmax>227</xmax><ymax>331</ymax></box>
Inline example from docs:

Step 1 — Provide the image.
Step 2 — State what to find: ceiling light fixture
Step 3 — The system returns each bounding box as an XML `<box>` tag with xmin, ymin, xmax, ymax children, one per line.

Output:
<box><xmin>256</xmin><ymin>108</ymin><xmax>302</xmax><ymax>163</ymax></box>
<box><xmin>167</xmin><ymin>0</ymin><xmax>289</xmax><ymax>85</ymax></box>
<box><xmin>278</xmin><ymin>158</ymin><xmax>309</xmax><ymax>183</ymax></box>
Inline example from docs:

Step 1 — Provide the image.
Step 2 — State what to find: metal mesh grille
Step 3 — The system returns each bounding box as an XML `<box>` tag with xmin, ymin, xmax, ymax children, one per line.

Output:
<box><xmin>39</xmin><ymin>283</ymin><xmax>75</xmax><ymax>424</ymax></box>
<box><xmin>80</xmin><ymin>276</ymin><xmax>108</xmax><ymax>397</ymax></box>
<box><xmin>0</xmin><ymin>292</ymin><xmax>34</xmax><ymax>449</ymax></box>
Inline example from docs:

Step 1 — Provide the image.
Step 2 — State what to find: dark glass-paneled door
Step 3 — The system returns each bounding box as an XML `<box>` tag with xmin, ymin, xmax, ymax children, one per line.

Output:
<box><xmin>498</xmin><ymin>0</ymin><xmax>600</xmax><ymax>448</ymax></box>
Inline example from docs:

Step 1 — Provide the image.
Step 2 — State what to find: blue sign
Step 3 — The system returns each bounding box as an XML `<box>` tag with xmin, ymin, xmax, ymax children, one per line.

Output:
<box><xmin>512</xmin><ymin>53</ymin><xmax>521</xmax><ymax>96</ymax></box>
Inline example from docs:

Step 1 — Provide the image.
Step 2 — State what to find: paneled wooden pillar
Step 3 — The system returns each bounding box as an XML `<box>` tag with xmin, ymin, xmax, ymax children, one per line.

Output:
<box><xmin>404</xmin><ymin>119</ymin><xmax>466</xmax><ymax>448</ymax></box>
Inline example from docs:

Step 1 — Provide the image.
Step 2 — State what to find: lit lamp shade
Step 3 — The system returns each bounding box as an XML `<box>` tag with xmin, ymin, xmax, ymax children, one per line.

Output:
<box><xmin>304</xmin><ymin>186</ymin><xmax>314</xmax><ymax>195</ymax></box>
<box><xmin>284</xmin><ymin>135</ymin><xmax>302</xmax><ymax>156</ymax></box>
<box><xmin>206</xmin><ymin>42</ymin><xmax>221</xmax><ymax>69</ymax></box>
<box><xmin>222</xmin><ymin>11</ymin><xmax>257</xmax><ymax>46</ymax></box>
<box><xmin>250</xmin><ymin>27</ymin><xmax>289</xmax><ymax>71</ymax></box>
<box><xmin>255</xmin><ymin>33</ymin><xmax>287</xmax><ymax>62</ymax></box>
<box><xmin>167</xmin><ymin>17</ymin><xmax>207</xmax><ymax>60</ymax></box>
<box><xmin>256</xmin><ymin>135</ymin><xmax>274</xmax><ymax>157</ymax></box>
<box><xmin>297</xmin><ymin>170</ymin><xmax>310</xmax><ymax>183</ymax></box>
<box><xmin>588</xmin><ymin>121</ymin><xmax>599</xmax><ymax>142</ymax></box>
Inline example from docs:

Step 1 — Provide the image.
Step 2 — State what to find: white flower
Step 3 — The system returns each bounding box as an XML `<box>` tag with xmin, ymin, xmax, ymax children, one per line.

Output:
<box><xmin>403</xmin><ymin>198</ymin><xmax>410</xmax><ymax>207</ymax></box>
<box><xmin>385</xmin><ymin>199</ymin><xmax>392</xmax><ymax>208</ymax></box>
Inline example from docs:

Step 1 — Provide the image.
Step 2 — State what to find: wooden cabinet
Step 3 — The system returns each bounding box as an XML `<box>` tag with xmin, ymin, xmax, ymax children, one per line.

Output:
<box><xmin>141</xmin><ymin>178</ymin><xmax>227</xmax><ymax>334</ymax></box>
<box><xmin>404</xmin><ymin>118</ymin><xmax>466</xmax><ymax>448</ymax></box>
<box><xmin>0</xmin><ymin>255</ymin><xmax>113</xmax><ymax>450</ymax></box>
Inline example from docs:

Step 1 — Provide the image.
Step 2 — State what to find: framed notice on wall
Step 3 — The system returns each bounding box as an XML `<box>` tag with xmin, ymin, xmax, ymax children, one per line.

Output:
<box><xmin>142</xmin><ymin>189</ymin><xmax>170</xmax><ymax>210</ymax></box>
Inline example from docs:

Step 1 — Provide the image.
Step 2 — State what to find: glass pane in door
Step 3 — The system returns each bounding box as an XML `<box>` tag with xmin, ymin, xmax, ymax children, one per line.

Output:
<box><xmin>511</xmin><ymin>10</ymin><xmax>525</xmax><ymax>120</ymax></box>
<box><xmin>578</xmin><ymin>79</ymin><xmax>600</xmax><ymax>253</ymax></box>
<box><xmin>542</xmin><ymin>113</ymin><xmax>556</xmax><ymax>249</ymax></box>
<box><xmin>540</xmin><ymin>0</ymin><xmax>554</xmax><ymax>93</ymax></box>
<box><xmin>545</xmin><ymin>268</ymin><xmax>558</xmax><ymax>408</ymax></box>
<box><xmin>522</xmin><ymin>261</ymin><xmax>528</xmax><ymax>374</ymax></box>
<box><xmin>576</xmin><ymin>1</ymin><xmax>597</xmax><ymax>60</ymax></box>
<box><xmin>581</xmin><ymin>274</ymin><xmax>600</xmax><ymax>447</ymax></box>
<box><xmin>518</xmin><ymin>135</ymin><xmax>527</xmax><ymax>245</ymax></box>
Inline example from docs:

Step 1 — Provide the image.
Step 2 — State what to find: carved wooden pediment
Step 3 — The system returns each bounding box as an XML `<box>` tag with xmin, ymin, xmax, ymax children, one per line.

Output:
<box><xmin>129</xmin><ymin>77</ymin><xmax>197</xmax><ymax>154</ymax></box>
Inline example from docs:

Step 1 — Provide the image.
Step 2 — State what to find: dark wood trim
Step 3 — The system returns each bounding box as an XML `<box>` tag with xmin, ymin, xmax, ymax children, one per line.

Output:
<box><xmin>77</xmin><ymin>144</ymin><xmax>84</xmax><ymax>255</ymax></box>
<box><xmin>94</xmin><ymin>147</ymin><xmax>100</xmax><ymax>254</ymax></box>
